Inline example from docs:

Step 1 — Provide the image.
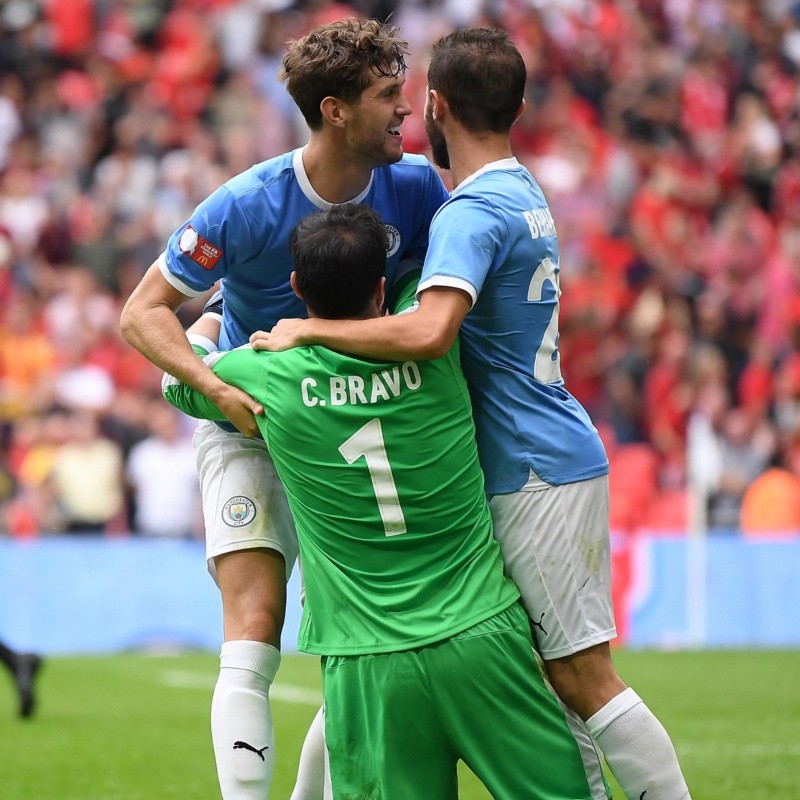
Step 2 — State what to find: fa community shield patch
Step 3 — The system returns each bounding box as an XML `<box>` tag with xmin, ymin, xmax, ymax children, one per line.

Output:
<box><xmin>222</xmin><ymin>496</ymin><xmax>257</xmax><ymax>527</ymax></box>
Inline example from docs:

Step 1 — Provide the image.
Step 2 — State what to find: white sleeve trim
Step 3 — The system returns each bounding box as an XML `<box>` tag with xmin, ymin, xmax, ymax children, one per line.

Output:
<box><xmin>416</xmin><ymin>275</ymin><xmax>478</xmax><ymax>309</ymax></box>
<box><xmin>396</xmin><ymin>301</ymin><xmax>419</xmax><ymax>316</ymax></box>
<box><xmin>161</xmin><ymin>372</ymin><xmax>179</xmax><ymax>392</ymax></box>
<box><xmin>188</xmin><ymin>334</ymin><xmax>219</xmax><ymax>354</ymax></box>
<box><xmin>203</xmin><ymin>351</ymin><xmax>227</xmax><ymax>367</ymax></box>
<box><xmin>157</xmin><ymin>253</ymin><xmax>204</xmax><ymax>298</ymax></box>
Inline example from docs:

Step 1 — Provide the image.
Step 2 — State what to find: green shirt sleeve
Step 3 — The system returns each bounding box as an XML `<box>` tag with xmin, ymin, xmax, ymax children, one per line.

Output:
<box><xmin>162</xmin><ymin>346</ymin><xmax>270</xmax><ymax>420</ymax></box>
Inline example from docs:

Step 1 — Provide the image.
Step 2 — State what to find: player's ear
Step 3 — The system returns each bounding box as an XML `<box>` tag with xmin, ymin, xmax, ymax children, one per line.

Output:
<box><xmin>513</xmin><ymin>99</ymin><xmax>526</xmax><ymax>126</ymax></box>
<box><xmin>374</xmin><ymin>277</ymin><xmax>386</xmax><ymax>311</ymax></box>
<box><xmin>428</xmin><ymin>88</ymin><xmax>446</xmax><ymax>122</ymax></box>
<box><xmin>320</xmin><ymin>96</ymin><xmax>348</xmax><ymax>129</ymax></box>
<box><xmin>290</xmin><ymin>271</ymin><xmax>303</xmax><ymax>301</ymax></box>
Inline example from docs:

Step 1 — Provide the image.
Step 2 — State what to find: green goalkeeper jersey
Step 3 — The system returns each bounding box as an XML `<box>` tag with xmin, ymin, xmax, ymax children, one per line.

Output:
<box><xmin>164</xmin><ymin>274</ymin><xmax>519</xmax><ymax>655</ymax></box>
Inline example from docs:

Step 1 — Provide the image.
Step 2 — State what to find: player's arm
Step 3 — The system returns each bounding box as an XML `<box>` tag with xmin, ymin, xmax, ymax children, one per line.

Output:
<box><xmin>185</xmin><ymin>288</ymin><xmax>223</xmax><ymax>355</ymax></box>
<box><xmin>253</xmin><ymin>195</ymin><xmax>498</xmax><ymax>360</ymax></box>
<box><xmin>252</xmin><ymin>287</ymin><xmax>471</xmax><ymax>360</ymax></box>
<box><xmin>163</xmin><ymin>348</ymin><xmax>265</xmax><ymax>422</ymax></box>
<box><xmin>120</xmin><ymin>264</ymin><xmax>262</xmax><ymax>435</ymax></box>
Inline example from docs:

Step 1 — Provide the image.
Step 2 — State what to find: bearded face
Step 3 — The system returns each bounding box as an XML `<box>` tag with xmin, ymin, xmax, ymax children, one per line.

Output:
<box><xmin>424</xmin><ymin>93</ymin><xmax>450</xmax><ymax>170</ymax></box>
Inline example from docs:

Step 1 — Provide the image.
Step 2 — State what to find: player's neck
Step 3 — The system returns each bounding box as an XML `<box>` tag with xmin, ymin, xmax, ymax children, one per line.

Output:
<box><xmin>308</xmin><ymin>309</ymin><xmax>381</xmax><ymax>321</ymax></box>
<box><xmin>447</xmin><ymin>132</ymin><xmax>513</xmax><ymax>189</ymax></box>
<box><xmin>302</xmin><ymin>139</ymin><xmax>374</xmax><ymax>205</ymax></box>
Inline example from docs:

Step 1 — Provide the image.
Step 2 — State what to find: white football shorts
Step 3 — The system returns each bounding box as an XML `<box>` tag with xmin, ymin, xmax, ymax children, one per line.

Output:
<box><xmin>193</xmin><ymin>420</ymin><xmax>299</xmax><ymax>584</ymax></box>
<box><xmin>489</xmin><ymin>473</ymin><xmax>616</xmax><ymax>660</ymax></box>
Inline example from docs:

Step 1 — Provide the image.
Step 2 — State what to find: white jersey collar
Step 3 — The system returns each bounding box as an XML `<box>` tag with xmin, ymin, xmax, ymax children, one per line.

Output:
<box><xmin>453</xmin><ymin>157</ymin><xmax>520</xmax><ymax>194</ymax></box>
<box><xmin>293</xmin><ymin>146</ymin><xmax>374</xmax><ymax>209</ymax></box>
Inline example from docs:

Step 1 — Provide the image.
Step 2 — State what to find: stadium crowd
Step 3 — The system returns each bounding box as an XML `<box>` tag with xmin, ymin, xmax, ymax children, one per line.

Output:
<box><xmin>1</xmin><ymin>0</ymin><xmax>799</xmax><ymax>538</ymax></box>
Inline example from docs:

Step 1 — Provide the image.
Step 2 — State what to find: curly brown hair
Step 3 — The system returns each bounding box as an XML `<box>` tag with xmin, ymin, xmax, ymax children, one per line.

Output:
<box><xmin>279</xmin><ymin>18</ymin><xmax>408</xmax><ymax>130</ymax></box>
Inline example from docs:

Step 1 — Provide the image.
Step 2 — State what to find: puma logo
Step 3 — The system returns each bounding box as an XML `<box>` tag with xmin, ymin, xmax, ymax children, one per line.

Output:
<box><xmin>233</xmin><ymin>740</ymin><xmax>269</xmax><ymax>761</ymax></box>
<box><xmin>639</xmin><ymin>792</ymin><xmax>647</xmax><ymax>799</ymax></box>
<box><xmin>531</xmin><ymin>612</ymin><xmax>548</xmax><ymax>636</ymax></box>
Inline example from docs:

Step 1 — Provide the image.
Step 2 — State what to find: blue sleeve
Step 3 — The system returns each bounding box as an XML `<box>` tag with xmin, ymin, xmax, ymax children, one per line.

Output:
<box><xmin>420</xmin><ymin>194</ymin><xmax>508</xmax><ymax>298</ymax></box>
<box><xmin>162</xmin><ymin>186</ymin><xmax>255</xmax><ymax>295</ymax></box>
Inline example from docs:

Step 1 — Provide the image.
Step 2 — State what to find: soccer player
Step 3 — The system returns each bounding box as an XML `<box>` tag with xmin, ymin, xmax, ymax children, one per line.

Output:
<box><xmin>256</xmin><ymin>28</ymin><xmax>692</xmax><ymax>800</ymax></box>
<box><xmin>0</xmin><ymin>639</ymin><xmax>42</xmax><ymax>719</ymax></box>
<box><xmin>119</xmin><ymin>18</ymin><xmax>448</xmax><ymax>799</ymax></box>
<box><xmin>164</xmin><ymin>203</ymin><xmax>598</xmax><ymax>800</ymax></box>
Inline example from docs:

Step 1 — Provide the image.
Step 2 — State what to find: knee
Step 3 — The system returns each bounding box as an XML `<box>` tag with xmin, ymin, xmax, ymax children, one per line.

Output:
<box><xmin>221</xmin><ymin>587</ymin><xmax>286</xmax><ymax>646</ymax></box>
<box><xmin>216</xmin><ymin>550</ymin><xmax>288</xmax><ymax>645</ymax></box>
<box><xmin>236</xmin><ymin>605</ymin><xmax>285</xmax><ymax>646</ymax></box>
<box><xmin>544</xmin><ymin>648</ymin><xmax>627</xmax><ymax>720</ymax></box>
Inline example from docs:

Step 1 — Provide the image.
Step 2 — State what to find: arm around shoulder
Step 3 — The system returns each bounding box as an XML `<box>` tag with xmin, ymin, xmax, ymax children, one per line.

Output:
<box><xmin>277</xmin><ymin>286</ymin><xmax>470</xmax><ymax>361</ymax></box>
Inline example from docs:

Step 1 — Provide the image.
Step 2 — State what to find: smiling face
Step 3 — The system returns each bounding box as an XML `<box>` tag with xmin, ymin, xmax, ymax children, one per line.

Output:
<box><xmin>343</xmin><ymin>70</ymin><xmax>411</xmax><ymax>168</ymax></box>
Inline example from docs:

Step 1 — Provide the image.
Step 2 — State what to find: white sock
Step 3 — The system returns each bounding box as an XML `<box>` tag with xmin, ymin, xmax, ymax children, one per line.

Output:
<box><xmin>586</xmin><ymin>688</ymin><xmax>691</xmax><ymax>800</ymax></box>
<box><xmin>289</xmin><ymin>705</ymin><xmax>329</xmax><ymax>800</ymax></box>
<box><xmin>211</xmin><ymin>640</ymin><xmax>281</xmax><ymax>799</ymax></box>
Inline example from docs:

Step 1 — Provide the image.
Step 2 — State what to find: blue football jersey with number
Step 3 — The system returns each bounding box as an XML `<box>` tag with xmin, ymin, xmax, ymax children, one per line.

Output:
<box><xmin>159</xmin><ymin>148</ymin><xmax>448</xmax><ymax>349</ymax></box>
<box><xmin>417</xmin><ymin>158</ymin><xmax>609</xmax><ymax>493</ymax></box>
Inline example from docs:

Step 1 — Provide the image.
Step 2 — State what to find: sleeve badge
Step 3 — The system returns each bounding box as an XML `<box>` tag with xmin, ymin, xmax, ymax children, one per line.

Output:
<box><xmin>179</xmin><ymin>225</ymin><xmax>223</xmax><ymax>270</ymax></box>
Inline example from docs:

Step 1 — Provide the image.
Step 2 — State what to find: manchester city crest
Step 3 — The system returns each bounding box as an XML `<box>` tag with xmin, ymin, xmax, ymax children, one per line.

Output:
<box><xmin>384</xmin><ymin>224</ymin><xmax>401</xmax><ymax>257</ymax></box>
<box><xmin>222</xmin><ymin>496</ymin><xmax>256</xmax><ymax>527</ymax></box>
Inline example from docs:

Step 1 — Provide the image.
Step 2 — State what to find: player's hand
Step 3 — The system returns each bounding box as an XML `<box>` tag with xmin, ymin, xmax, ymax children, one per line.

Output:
<box><xmin>212</xmin><ymin>383</ymin><xmax>264</xmax><ymax>437</ymax></box>
<box><xmin>250</xmin><ymin>318</ymin><xmax>308</xmax><ymax>352</ymax></box>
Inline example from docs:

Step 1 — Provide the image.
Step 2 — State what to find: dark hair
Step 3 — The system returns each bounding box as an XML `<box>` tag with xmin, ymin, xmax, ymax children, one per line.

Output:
<box><xmin>290</xmin><ymin>205</ymin><xmax>388</xmax><ymax>319</ymax></box>
<box><xmin>280</xmin><ymin>18</ymin><xmax>408</xmax><ymax>130</ymax></box>
<box><xmin>428</xmin><ymin>28</ymin><xmax>526</xmax><ymax>133</ymax></box>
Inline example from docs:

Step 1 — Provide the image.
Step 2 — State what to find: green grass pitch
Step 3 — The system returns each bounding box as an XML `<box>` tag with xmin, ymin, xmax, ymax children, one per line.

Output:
<box><xmin>1</xmin><ymin>649</ymin><xmax>798</xmax><ymax>799</ymax></box>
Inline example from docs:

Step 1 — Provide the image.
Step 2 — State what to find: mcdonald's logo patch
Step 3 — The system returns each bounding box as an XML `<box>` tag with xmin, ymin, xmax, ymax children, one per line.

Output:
<box><xmin>179</xmin><ymin>225</ymin><xmax>223</xmax><ymax>270</ymax></box>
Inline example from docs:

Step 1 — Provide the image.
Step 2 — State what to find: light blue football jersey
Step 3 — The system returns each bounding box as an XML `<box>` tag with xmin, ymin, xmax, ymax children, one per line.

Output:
<box><xmin>417</xmin><ymin>158</ymin><xmax>609</xmax><ymax>493</ymax></box>
<box><xmin>159</xmin><ymin>148</ymin><xmax>448</xmax><ymax>349</ymax></box>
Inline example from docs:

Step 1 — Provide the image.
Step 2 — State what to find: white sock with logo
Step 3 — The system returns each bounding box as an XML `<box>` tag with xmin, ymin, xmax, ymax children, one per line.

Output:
<box><xmin>211</xmin><ymin>640</ymin><xmax>281</xmax><ymax>799</ymax></box>
<box><xmin>585</xmin><ymin>688</ymin><xmax>691</xmax><ymax>800</ymax></box>
<box><xmin>289</xmin><ymin>705</ymin><xmax>330</xmax><ymax>800</ymax></box>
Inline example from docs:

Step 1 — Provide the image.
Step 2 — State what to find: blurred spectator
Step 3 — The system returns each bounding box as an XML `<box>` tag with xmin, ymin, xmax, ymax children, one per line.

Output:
<box><xmin>740</xmin><ymin>436</ymin><xmax>800</xmax><ymax>536</ymax></box>
<box><xmin>68</xmin><ymin>201</ymin><xmax>130</xmax><ymax>294</ymax></box>
<box><xmin>0</xmin><ymin>160</ymin><xmax>50</xmax><ymax>258</ymax></box>
<box><xmin>0</xmin><ymin>75</ymin><xmax>22</xmax><ymax>170</ymax></box>
<box><xmin>773</xmin><ymin>352</ymin><xmax>800</xmax><ymax>438</ymax></box>
<box><xmin>706</xmin><ymin>407</ymin><xmax>775</xmax><ymax>530</ymax></box>
<box><xmin>4</xmin><ymin>408</ymin><xmax>65</xmax><ymax>536</ymax></box>
<box><xmin>43</xmin><ymin>266</ymin><xmax>117</xmax><ymax>342</ymax></box>
<box><xmin>48</xmin><ymin>410</ymin><xmax>124</xmax><ymax>534</ymax></box>
<box><xmin>125</xmin><ymin>401</ymin><xmax>201</xmax><ymax>539</ymax></box>
<box><xmin>0</xmin><ymin>288</ymin><xmax>56</xmax><ymax>420</ymax></box>
<box><xmin>52</xmin><ymin>330</ymin><xmax>116</xmax><ymax>413</ymax></box>
<box><xmin>101</xmin><ymin>387</ymin><xmax>153</xmax><ymax>460</ymax></box>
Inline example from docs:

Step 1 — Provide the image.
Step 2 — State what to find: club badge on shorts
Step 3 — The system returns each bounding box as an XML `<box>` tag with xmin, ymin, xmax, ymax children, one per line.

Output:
<box><xmin>222</xmin><ymin>496</ymin><xmax>256</xmax><ymax>527</ymax></box>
